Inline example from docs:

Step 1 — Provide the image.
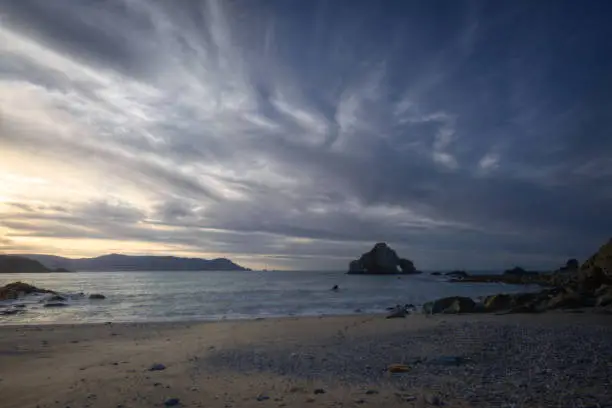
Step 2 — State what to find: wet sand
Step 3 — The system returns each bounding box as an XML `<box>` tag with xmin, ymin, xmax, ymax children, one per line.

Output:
<box><xmin>1</xmin><ymin>313</ymin><xmax>611</xmax><ymax>408</ymax></box>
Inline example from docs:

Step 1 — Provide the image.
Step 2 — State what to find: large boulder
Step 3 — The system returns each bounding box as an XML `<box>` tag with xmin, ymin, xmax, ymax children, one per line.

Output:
<box><xmin>423</xmin><ymin>296</ymin><xmax>476</xmax><ymax>314</ymax></box>
<box><xmin>575</xmin><ymin>238</ymin><xmax>612</xmax><ymax>291</ymax></box>
<box><xmin>595</xmin><ymin>285</ymin><xmax>612</xmax><ymax>307</ymax></box>
<box><xmin>347</xmin><ymin>243</ymin><xmax>418</xmax><ymax>274</ymax></box>
<box><xmin>547</xmin><ymin>291</ymin><xmax>590</xmax><ymax>309</ymax></box>
<box><xmin>483</xmin><ymin>294</ymin><xmax>514</xmax><ymax>312</ymax></box>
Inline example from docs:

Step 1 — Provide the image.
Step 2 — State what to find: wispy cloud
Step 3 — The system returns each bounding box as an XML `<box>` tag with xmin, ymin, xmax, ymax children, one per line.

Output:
<box><xmin>1</xmin><ymin>0</ymin><xmax>611</xmax><ymax>269</ymax></box>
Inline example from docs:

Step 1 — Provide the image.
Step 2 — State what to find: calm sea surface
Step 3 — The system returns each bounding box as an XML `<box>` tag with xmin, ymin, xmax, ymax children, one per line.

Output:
<box><xmin>0</xmin><ymin>271</ymin><xmax>539</xmax><ymax>325</ymax></box>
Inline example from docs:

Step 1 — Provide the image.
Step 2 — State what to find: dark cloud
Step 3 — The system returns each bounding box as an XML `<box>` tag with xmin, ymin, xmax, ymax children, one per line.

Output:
<box><xmin>1</xmin><ymin>0</ymin><xmax>611</xmax><ymax>269</ymax></box>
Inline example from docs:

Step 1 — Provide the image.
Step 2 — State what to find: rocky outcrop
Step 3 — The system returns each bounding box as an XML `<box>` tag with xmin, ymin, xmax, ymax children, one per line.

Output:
<box><xmin>0</xmin><ymin>282</ymin><xmax>55</xmax><ymax>300</ymax></box>
<box><xmin>347</xmin><ymin>243</ymin><xmax>419</xmax><ymax>274</ymax></box>
<box><xmin>449</xmin><ymin>269</ymin><xmax>550</xmax><ymax>285</ymax></box>
<box><xmin>423</xmin><ymin>238</ymin><xmax>612</xmax><ymax>315</ymax></box>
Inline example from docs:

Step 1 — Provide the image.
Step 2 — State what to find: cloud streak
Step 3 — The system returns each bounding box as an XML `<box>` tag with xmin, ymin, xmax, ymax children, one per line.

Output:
<box><xmin>1</xmin><ymin>0</ymin><xmax>611</xmax><ymax>270</ymax></box>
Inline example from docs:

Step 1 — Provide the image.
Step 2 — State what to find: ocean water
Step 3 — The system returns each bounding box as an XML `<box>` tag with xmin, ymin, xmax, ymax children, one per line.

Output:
<box><xmin>0</xmin><ymin>271</ymin><xmax>540</xmax><ymax>325</ymax></box>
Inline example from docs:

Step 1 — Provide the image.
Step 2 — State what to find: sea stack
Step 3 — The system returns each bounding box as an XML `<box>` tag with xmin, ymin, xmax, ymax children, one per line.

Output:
<box><xmin>347</xmin><ymin>242</ymin><xmax>419</xmax><ymax>274</ymax></box>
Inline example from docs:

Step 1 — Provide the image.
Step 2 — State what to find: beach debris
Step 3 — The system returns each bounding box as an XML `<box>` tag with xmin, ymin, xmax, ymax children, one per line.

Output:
<box><xmin>354</xmin><ymin>399</ymin><xmax>366</xmax><ymax>404</ymax></box>
<box><xmin>149</xmin><ymin>363</ymin><xmax>166</xmax><ymax>371</ymax></box>
<box><xmin>256</xmin><ymin>394</ymin><xmax>270</xmax><ymax>401</ymax></box>
<box><xmin>164</xmin><ymin>398</ymin><xmax>180</xmax><ymax>407</ymax></box>
<box><xmin>89</xmin><ymin>293</ymin><xmax>106</xmax><ymax>300</ymax></box>
<box><xmin>388</xmin><ymin>363</ymin><xmax>411</xmax><ymax>373</ymax></box>
<box><xmin>313</xmin><ymin>388</ymin><xmax>326</xmax><ymax>394</ymax></box>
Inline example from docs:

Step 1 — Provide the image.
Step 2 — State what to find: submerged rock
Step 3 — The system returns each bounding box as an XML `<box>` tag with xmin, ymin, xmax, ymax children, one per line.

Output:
<box><xmin>89</xmin><ymin>294</ymin><xmax>106</xmax><ymax>300</ymax></box>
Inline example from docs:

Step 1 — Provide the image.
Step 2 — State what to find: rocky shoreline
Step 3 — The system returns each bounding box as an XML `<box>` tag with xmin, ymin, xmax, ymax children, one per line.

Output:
<box><xmin>420</xmin><ymin>238</ymin><xmax>612</xmax><ymax>316</ymax></box>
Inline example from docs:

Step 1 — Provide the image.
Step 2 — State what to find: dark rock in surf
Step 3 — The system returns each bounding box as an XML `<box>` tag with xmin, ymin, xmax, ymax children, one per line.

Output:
<box><xmin>0</xmin><ymin>281</ymin><xmax>55</xmax><ymax>301</ymax></box>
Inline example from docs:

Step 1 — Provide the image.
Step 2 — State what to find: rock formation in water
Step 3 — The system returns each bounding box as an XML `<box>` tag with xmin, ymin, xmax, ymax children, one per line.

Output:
<box><xmin>0</xmin><ymin>281</ymin><xmax>55</xmax><ymax>301</ymax></box>
<box><xmin>348</xmin><ymin>243</ymin><xmax>419</xmax><ymax>274</ymax></box>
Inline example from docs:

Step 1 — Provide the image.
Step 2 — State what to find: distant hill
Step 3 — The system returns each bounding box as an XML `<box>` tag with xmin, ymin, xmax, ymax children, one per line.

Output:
<box><xmin>0</xmin><ymin>255</ymin><xmax>51</xmax><ymax>273</ymax></box>
<box><xmin>15</xmin><ymin>253</ymin><xmax>250</xmax><ymax>272</ymax></box>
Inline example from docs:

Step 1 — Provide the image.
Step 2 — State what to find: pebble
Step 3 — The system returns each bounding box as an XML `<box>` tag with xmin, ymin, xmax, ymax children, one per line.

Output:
<box><xmin>164</xmin><ymin>398</ymin><xmax>180</xmax><ymax>407</ymax></box>
<box><xmin>313</xmin><ymin>388</ymin><xmax>326</xmax><ymax>394</ymax></box>
<box><xmin>365</xmin><ymin>390</ymin><xmax>379</xmax><ymax>395</ymax></box>
<box><xmin>149</xmin><ymin>363</ymin><xmax>166</xmax><ymax>371</ymax></box>
<box><xmin>256</xmin><ymin>394</ymin><xmax>270</xmax><ymax>401</ymax></box>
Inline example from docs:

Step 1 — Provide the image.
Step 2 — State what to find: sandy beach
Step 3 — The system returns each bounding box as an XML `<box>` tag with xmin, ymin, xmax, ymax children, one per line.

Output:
<box><xmin>1</xmin><ymin>313</ymin><xmax>611</xmax><ymax>408</ymax></box>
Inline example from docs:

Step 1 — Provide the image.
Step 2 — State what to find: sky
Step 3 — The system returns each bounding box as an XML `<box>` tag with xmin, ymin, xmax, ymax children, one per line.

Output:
<box><xmin>0</xmin><ymin>0</ymin><xmax>611</xmax><ymax>271</ymax></box>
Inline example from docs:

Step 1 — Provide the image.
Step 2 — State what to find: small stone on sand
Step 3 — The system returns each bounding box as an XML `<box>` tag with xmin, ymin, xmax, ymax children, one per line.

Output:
<box><xmin>149</xmin><ymin>363</ymin><xmax>166</xmax><ymax>371</ymax></box>
<box><xmin>164</xmin><ymin>398</ymin><xmax>180</xmax><ymax>407</ymax></box>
